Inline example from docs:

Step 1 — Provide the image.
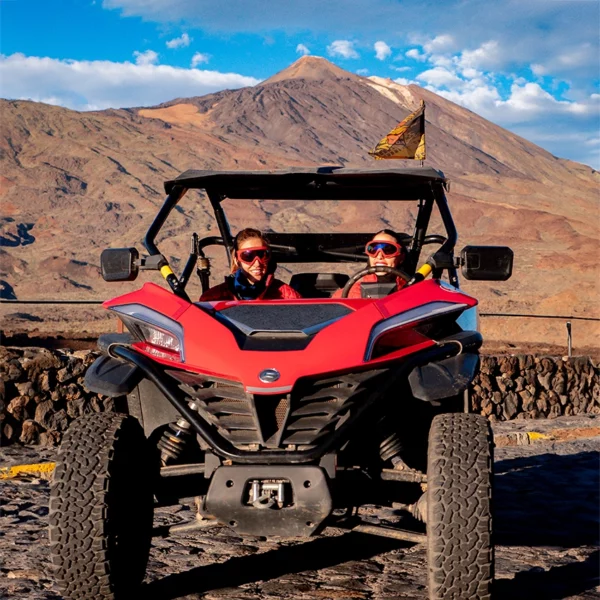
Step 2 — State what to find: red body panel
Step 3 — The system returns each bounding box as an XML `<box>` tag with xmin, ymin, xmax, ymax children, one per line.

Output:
<box><xmin>104</xmin><ymin>280</ymin><xmax>477</xmax><ymax>394</ymax></box>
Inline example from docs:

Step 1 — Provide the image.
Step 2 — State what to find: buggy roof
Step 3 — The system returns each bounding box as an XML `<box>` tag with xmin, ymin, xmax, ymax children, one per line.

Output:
<box><xmin>164</xmin><ymin>166</ymin><xmax>447</xmax><ymax>200</ymax></box>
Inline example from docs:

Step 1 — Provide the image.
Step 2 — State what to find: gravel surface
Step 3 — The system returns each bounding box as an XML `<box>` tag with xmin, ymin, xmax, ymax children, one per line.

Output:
<box><xmin>1</xmin><ymin>416</ymin><xmax>598</xmax><ymax>600</ymax></box>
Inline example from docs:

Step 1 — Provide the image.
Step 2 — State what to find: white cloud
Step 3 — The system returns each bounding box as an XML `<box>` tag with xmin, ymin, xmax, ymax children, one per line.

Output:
<box><xmin>502</xmin><ymin>82</ymin><xmax>592</xmax><ymax>116</ymax></box>
<box><xmin>356</xmin><ymin>68</ymin><xmax>369</xmax><ymax>75</ymax></box>
<box><xmin>390</xmin><ymin>65</ymin><xmax>411</xmax><ymax>72</ymax></box>
<box><xmin>556</xmin><ymin>43</ymin><xmax>596</xmax><ymax>69</ymax></box>
<box><xmin>405</xmin><ymin>48</ymin><xmax>427</xmax><ymax>62</ymax></box>
<box><xmin>374</xmin><ymin>41</ymin><xmax>391</xmax><ymax>61</ymax></box>
<box><xmin>191</xmin><ymin>52</ymin><xmax>210</xmax><ymax>67</ymax></box>
<box><xmin>457</xmin><ymin>41</ymin><xmax>501</xmax><ymax>70</ymax></box>
<box><xmin>423</xmin><ymin>34</ymin><xmax>455</xmax><ymax>54</ymax></box>
<box><xmin>525</xmin><ymin>43</ymin><xmax>599</xmax><ymax>87</ymax></box>
<box><xmin>133</xmin><ymin>49</ymin><xmax>159</xmax><ymax>66</ymax></box>
<box><xmin>102</xmin><ymin>0</ymin><xmax>420</xmax><ymax>36</ymax></box>
<box><xmin>417</xmin><ymin>66</ymin><xmax>463</xmax><ymax>89</ymax></box>
<box><xmin>461</xmin><ymin>67</ymin><xmax>480</xmax><ymax>79</ymax></box>
<box><xmin>422</xmin><ymin>76</ymin><xmax>594</xmax><ymax>125</ymax></box>
<box><xmin>0</xmin><ymin>53</ymin><xmax>261</xmax><ymax>111</ymax></box>
<box><xmin>394</xmin><ymin>77</ymin><xmax>416</xmax><ymax>86</ymax></box>
<box><xmin>296</xmin><ymin>43</ymin><xmax>310</xmax><ymax>56</ymax></box>
<box><xmin>102</xmin><ymin>0</ymin><xmax>598</xmax><ymax>83</ymax></box>
<box><xmin>531</xmin><ymin>63</ymin><xmax>546</xmax><ymax>77</ymax></box>
<box><xmin>327</xmin><ymin>40</ymin><xmax>359</xmax><ymax>59</ymax></box>
<box><xmin>166</xmin><ymin>33</ymin><xmax>192</xmax><ymax>49</ymax></box>
<box><xmin>429</xmin><ymin>54</ymin><xmax>454</xmax><ymax>69</ymax></box>
<box><xmin>431</xmin><ymin>83</ymin><xmax>501</xmax><ymax>116</ymax></box>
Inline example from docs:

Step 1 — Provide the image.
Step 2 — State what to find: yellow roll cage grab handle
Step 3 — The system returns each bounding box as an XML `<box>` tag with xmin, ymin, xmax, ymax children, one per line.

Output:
<box><xmin>416</xmin><ymin>263</ymin><xmax>433</xmax><ymax>279</ymax></box>
<box><xmin>408</xmin><ymin>261</ymin><xmax>433</xmax><ymax>285</ymax></box>
<box><xmin>160</xmin><ymin>264</ymin><xmax>175</xmax><ymax>280</ymax></box>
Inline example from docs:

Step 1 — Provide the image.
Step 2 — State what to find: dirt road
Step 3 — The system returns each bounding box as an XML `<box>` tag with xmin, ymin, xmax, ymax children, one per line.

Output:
<box><xmin>1</xmin><ymin>415</ymin><xmax>598</xmax><ymax>600</ymax></box>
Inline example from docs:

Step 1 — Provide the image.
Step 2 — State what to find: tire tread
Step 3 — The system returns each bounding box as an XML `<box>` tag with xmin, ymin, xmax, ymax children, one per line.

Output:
<box><xmin>49</xmin><ymin>413</ymin><xmax>153</xmax><ymax>600</ymax></box>
<box><xmin>427</xmin><ymin>413</ymin><xmax>493</xmax><ymax>600</ymax></box>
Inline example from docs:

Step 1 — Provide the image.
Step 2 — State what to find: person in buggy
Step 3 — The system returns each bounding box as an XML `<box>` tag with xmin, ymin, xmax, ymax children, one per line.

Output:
<box><xmin>200</xmin><ymin>228</ymin><xmax>302</xmax><ymax>301</ymax></box>
<box><xmin>332</xmin><ymin>229</ymin><xmax>408</xmax><ymax>298</ymax></box>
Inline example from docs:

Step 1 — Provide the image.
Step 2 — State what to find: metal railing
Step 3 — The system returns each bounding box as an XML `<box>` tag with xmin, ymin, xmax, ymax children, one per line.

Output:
<box><xmin>2</xmin><ymin>300</ymin><xmax>598</xmax><ymax>357</ymax></box>
<box><xmin>2</xmin><ymin>299</ymin><xmax>599</xmax><ymax>322</ymax></box>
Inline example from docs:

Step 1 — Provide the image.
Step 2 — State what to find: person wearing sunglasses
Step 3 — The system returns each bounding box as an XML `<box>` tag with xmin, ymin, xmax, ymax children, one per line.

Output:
<box><xmin>332</xmin><ymin>229</ymin><xmax>407</xmax><ymax>299</ymax></box>
<box><xmin>200</xmin><ymin>228</ymin><xmax>301</xmax><ymax>301</ymax></box>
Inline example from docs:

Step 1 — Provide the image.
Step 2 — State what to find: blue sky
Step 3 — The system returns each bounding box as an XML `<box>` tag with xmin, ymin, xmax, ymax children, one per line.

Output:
<box><xmin>1</xmin><ymin>0</ymin><xmax>599</xmax><ymax>167</ymax></box>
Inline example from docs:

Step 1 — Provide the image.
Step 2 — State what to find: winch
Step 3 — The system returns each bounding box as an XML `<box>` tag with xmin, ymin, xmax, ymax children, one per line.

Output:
<box><xmin>248</xmin><ymin>479</ymin><xmax>290</xmax><ymax>509</ymax></box>
<box><xmin>204</xmin><ymin>465</ymin><xmax>333</xmax><ymax>536</ymax></box>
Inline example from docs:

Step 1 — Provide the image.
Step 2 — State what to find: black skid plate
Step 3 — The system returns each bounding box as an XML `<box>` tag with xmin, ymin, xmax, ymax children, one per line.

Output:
<box><xmin>205</xmin><ymin>465</ymin><xmax>332</xmax><ymax>536</ymax></box>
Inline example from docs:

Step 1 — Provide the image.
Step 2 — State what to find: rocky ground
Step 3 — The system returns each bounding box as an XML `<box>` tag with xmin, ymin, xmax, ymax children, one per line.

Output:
<box><xmin>0</xmin><ymin>415</ymin><xmax>598</xmax><ymax>600</ymax></box>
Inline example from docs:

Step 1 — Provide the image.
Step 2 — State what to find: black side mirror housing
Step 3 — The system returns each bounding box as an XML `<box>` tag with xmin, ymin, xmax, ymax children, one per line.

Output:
<box><xmin>460</xmin><ymin>246</ymin><xmax>513</xmax><ymax>281</ymax></box>
<box><xmin>101</xmin><ymin>248</ymin><xmax>139</xmax><ymax>282</ymax></box>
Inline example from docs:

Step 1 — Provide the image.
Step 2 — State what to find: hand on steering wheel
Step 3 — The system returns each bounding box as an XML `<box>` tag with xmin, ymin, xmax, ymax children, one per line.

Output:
<box><xmin>340</xmin><ymin>265</ymin><xmax>411</xmax><ymax>299</ymax></box>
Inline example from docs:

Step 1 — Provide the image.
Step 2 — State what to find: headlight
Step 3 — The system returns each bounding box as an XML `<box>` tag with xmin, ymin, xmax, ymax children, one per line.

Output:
<box><xmin>109</xmin><ymin>303</ymin><xmax>184</xmax><ymax>362</ymax></box>
<box><xmin>136</xmin><ymin>322</ymin><xmax>181</xmax><ymax>352</ymax></box>
<box><xmin>365</xmin><ymin>301</ymin><xmax>468</xmax><ymax>361</ymax></box>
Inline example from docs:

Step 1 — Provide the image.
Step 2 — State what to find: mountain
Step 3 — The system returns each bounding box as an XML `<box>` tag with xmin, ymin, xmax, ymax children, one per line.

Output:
<box><xmin>1</xmin><ymin>56</ymin><xmax>598</xmax><ymax>349</ymax></box>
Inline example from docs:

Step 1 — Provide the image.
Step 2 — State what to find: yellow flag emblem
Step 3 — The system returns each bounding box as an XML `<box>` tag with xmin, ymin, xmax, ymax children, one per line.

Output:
<box><xmin>369</xmin><ymin>100</ymin><xmax>426</xmax><ymax>160</ymax></box>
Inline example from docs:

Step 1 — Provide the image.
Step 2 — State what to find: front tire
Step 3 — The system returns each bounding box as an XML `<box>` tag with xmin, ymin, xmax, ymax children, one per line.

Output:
<box><xmin>49</xmin><ymin>413</ymin><xmax>156</xmax><ymax>600</ymax></box>
<box><xmin>427</xmin><ymin>413</ymin><xmax>493</xmax><ymax>600</ymax></box>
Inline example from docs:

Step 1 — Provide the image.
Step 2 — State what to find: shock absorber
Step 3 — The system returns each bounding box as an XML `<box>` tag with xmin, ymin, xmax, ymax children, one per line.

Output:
<box><xmin>379</xmin><ymin>432</ymin><xmax>403</xmax><ymax>464</ymax></box>
<box><xmin>157</xmin><ymin>401</ymin><xmax>199</xmax><ymax>465</ymax></box>
<box><xmin>377</xmin><ymin>416</ymin><xmax>409</xmax><ymax>469</ymax></box>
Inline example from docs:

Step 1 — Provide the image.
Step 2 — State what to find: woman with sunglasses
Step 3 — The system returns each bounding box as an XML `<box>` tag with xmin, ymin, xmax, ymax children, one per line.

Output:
<box><xmin>332</xmin><ymin>229</ymin><xmax>407</xmax><ymax>298</ymax></box>
<box><xmin>200</xmin><ymin>228</ymin><xmax>301</xmax><ymax>301</ymax></box>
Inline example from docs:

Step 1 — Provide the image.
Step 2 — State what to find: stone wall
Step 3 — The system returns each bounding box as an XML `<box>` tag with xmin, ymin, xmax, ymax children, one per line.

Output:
<box><xmin>0</xmin><ymin>347</ymin><xmax>115</xmax><ymax>446</ymax></box>
<box><xmin>1</xmin><ymin>346</ymin><xmax>598</xmax><ymax>445</ymax></box>
<box><xmin>472</xmin><ymin>355</ymin><xmax>599</xmax><ymax>421</ymax></box>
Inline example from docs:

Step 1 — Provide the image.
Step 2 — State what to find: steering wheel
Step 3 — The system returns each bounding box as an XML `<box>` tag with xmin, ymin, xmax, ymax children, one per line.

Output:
<box><xmin>340</xmin><ymin>265</ymin><xmax>411</xmax><ymax>299</ymax></box>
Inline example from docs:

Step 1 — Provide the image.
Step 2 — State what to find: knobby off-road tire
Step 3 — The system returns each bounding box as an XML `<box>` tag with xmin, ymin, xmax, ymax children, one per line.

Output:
<box><xmin>49</xmin><ymin>413</ymin><xmax>156</xmax><ymax>600</ymax></box>
<box><xmin>427</xmin><ymin>413</ymin><xmax>493</xmax><ymax>600</ymax></box>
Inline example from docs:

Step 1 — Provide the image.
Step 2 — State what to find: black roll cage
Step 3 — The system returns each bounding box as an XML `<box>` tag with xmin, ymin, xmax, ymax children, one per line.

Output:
<box><xmin>143</xmin><ymin>167</ymin><xmax>459</xmax><ymax>300</ymax></box>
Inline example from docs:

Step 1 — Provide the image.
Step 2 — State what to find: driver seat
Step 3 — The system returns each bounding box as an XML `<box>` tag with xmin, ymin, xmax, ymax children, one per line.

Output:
<box><xmin>289</xmin><ymin>273</ymin><xmax>350</xmax><ymax>298</ymax></box>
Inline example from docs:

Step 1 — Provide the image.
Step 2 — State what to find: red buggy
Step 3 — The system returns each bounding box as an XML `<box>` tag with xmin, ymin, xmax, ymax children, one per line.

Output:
<box><xmin>49</xmin><ymin>167</ymin><xmax>513</xmax><ymax>600</ymax></box>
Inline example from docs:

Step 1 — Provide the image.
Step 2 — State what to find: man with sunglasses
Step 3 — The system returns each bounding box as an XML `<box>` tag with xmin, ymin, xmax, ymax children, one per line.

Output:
<box><xmin>332</xmin><ymin>229</ymin><xmax>407</xmax><ymax>299</ymax></box>
<box><xmin>200</xmin><ymin>228</ymin><xmax>301</xmax><ymax>301</ymax></box>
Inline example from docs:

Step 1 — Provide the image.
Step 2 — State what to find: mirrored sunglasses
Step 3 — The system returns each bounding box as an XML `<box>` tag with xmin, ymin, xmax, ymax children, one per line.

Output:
<box><xmin>365</xmin><ymin>241</ymin><xmax>402</xmax><ymax>258</ymax></box>
<box><xmin>237</xmin><ymin>246</ymin><xmax>271</xmax><ymax>264</ymax></box>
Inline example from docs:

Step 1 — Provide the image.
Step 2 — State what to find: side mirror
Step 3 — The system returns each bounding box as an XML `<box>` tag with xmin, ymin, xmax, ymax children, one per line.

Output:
<box><xmin>460</xmin><ymin>246</ymin><xmax>513</xmax><ymax>281</ymax></box>
<box><xmin>101</xmin><ymin>248</ymin><xmax>139</xmax><ymax>282</ymax></box>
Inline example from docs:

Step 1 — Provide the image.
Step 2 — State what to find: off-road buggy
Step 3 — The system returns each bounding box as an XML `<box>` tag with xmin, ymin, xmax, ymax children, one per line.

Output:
<box><xmin>49</xmin><ymin>167</ymin><xmax>513</xmax><ymax>600</ymax></box>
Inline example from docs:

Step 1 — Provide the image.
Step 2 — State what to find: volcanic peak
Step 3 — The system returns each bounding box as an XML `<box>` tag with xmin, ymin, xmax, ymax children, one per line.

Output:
<box><xmin>263</xmin><ymin>56</ymin><xmax>361</xmax><ymax>85</ymax></box>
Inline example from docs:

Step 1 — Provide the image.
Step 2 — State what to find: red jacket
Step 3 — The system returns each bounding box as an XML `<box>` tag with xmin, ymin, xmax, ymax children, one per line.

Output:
<box><xmin>332</xmin><ymin>273</ymin><xmax>406</xmax><ymax>299</ymax></box>
<box><xmin>200</xmin><ymin>274</ymin><xmax>302</xmax><ymax>301</ymax></box>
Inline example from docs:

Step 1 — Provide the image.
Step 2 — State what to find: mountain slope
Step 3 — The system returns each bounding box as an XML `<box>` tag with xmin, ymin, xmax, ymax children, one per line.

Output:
<box><xmin>1</xmin><ymin>56</ymin><xmax>598</xmax><ymax>347</ymax></box>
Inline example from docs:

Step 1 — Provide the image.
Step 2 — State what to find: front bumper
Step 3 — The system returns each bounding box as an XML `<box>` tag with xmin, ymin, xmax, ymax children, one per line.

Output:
<box><xmin>108</xmin><ymin>339</ymin><xmax>468</xmax><ymax>464</ymax></box>
<box><xmin>205</xmin><ymin>465</ymin><xmax>332</xmax><ymax>536</ymax></box>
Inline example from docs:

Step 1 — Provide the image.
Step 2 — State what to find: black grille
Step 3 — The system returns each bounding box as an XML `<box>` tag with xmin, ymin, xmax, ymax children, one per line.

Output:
<box><xmin>166</xmin><ymin>368</ymin><xmax>385</xmax><ymax>450</ymax></box>
<box><xmin>282</xmin><ymin>374</ymin><xmax>366</xmax><ymax>446</ymax></box>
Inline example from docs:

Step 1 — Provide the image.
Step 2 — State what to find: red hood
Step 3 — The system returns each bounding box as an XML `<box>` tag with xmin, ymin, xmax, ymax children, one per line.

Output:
<box><xmin>105</xmin><ymin>280</ymin><xmax>476</xmax><ymax>394</ymax></box>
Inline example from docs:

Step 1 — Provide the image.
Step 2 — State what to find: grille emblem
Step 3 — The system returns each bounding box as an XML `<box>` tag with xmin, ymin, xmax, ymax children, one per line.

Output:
<box><xmin>259</xmin><ymin>369</ymin><xmax>280</xmax><ymax>383</ymax></box>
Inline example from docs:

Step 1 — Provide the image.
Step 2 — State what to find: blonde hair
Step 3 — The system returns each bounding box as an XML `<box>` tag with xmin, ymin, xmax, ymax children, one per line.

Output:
<box><xmin>230</xmin><ymin>228</ymin><xmax>270</xmax><ymax>273</ymax></box>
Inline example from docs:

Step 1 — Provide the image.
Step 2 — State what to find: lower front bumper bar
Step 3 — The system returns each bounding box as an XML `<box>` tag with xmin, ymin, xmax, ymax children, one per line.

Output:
<box><xmin>110</xmin><ymin>342</ymin><xmax>460</xmax><ymax>464</ymax></box>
